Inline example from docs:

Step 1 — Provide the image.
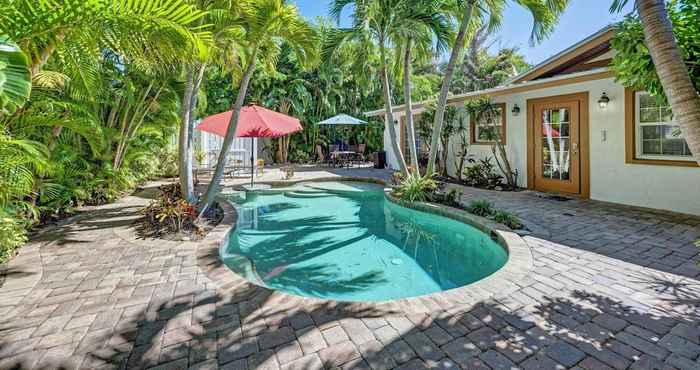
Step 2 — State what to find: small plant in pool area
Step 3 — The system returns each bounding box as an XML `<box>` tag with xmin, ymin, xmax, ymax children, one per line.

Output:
<box><xmin>139</xmin><ymin>183</ymin><xmax>204</xmax><ymax>238</ymax></box>
<box><xmin>391</xmin><ymin>171</ymin><xmax>405</xmax><ymax>186</ymax></box>
<box><xmin>463</xmin><ymin>157</ymin><xmax>504</xmax><ymax>190</ymax></box>
<box><xmin>394</xmin><ymin>174</ymin><xmax>438</xmax><ymax>202</ymax></box>
<box><xmin>467</xmin><ymin>199</ymin><xmax>524</xmax><ymax>230</ymax></box>
<box><xmin>468</xmin><ymin>200</ymin><xmax>494</xmax><ymax>217</ymax></box>
<box><xmin>493</xmin><ymin>210</ymin><xmax>523</xmax><ymax>229</ymax></box>
<box><xmin>431</xmin><ymin>188</ymin><xmax>463</xmax><ymax>208</ymax></box>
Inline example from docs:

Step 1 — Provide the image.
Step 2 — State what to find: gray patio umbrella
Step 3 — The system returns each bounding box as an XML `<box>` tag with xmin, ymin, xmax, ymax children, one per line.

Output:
<box><xmin>318</xmin><ymin>114</ymin><xmax>367</xmax><ymax>150</ymax></box>
<box><xmin>317</xmin><ymin>114</ymin><xmax>367</xmax><ymax>126</ymax></box>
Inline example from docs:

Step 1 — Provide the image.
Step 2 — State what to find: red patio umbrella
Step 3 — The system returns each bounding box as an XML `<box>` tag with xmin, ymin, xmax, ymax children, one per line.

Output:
<box><xmin>196</xmin><ymin>104</ymin><xmax>303</xmax><ymax>186</ymax></box>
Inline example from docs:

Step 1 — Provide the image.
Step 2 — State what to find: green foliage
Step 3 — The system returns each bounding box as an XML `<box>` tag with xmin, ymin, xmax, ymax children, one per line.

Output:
<box><xmin>610</xmin><ymin>0</ymin><xmax>700</xmax><ymax>100</ymax></box>
<box><xmin>463</xmin><ymin>157</ymin><xmax>503</xmax><ymax>189</ymax></box>
<box><xmin>139</xmin><ymin>183</ymin><xmax>202</xmax><ymax>237</ymax></box>
<box><xmin>431</xmin><ymin>188</ymin><xmax>463</xmax><ymax>208</ymax></box>
<box><xmin>468</xmin><ymin>200</ymin><xmax>494</xmax><ymax>217</ymax></box>
<box><xmin>393</xmin><ymin>174</ymin><xmax>438</xmax><ymax>202</ymax></box>
<box><xmin>0</xmin><ymin>0</ymin><xmax>200</xmax><ymax>260</ymax></box>
<box><xmin>0</xmin><ymin>208</ymin><xmax>26</xmax><ymax>263</ymax></box>
<box><xmin>493</xmin><ymin>210</ymin><xmax>523</xmax><ymax>229</ymax></box>
<box><xmin>0</xmin><ymin>36</ymin><xmax>31</xmax><ymax>115</ymax></box>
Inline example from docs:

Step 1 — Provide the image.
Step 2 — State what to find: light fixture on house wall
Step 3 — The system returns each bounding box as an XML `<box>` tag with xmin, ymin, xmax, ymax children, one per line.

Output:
<box><xmin>511</xmin><ymin>104</ymin><xmax>520</xmax><ymax>116</ymax></box>
<box><xmin>598</xmin><ymin>92</ymin><xmax>610</xmax><ymax>109</ymax></box>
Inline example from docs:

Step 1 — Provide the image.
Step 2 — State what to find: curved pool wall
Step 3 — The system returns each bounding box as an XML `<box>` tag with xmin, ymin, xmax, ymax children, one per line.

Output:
<box><xmin>220</xmin><ymin>181</ymin><xmax>509</xmax><ymax>302</ymax></box>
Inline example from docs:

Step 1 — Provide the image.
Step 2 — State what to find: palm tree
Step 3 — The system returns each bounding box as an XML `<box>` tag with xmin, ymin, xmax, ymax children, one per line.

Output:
<box><xmin>330</xmin><ymin>0</ymin><xmax>445</xmax><ymax>176</ymax></box>
<box><xmin>397</xmin><ymin>0</ymin><xmax>452</xmax><ymax>174</ymax></box>
<box><xmin>199</xmin><ymin>0</ymin><xmax>318</xmax><ymax>210</ymax></box>
<box><xmin>179</xmin><ymin>0</ymin><xmax>245</xmax><ymax>202</ymax></box>
<box><xmin>611</xmin><ymin>0</ymin><xmax>700</xmax><ymax>165</ymax></box>
<box><xmin>0</xmin><ymin>37</ymin><xmax>32</xmax><ymax>116</ymax></box>
<box><xmin>425</xmin><ymin>0</ymin><xmax>569</xmax><ymax>175</ymax></box>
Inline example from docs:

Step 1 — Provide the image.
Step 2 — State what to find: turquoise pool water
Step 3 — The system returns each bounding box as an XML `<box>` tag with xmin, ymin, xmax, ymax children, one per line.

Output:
<box><xmin>222</xmin><ymin>181</ymin><xmax>507</xmax><ymax>302</ymax></box>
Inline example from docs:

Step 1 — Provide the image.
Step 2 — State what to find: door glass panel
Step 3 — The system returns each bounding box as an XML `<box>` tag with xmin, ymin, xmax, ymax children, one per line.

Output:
<box><xmin>541</xmin><ymin>108</ymin><xmax>570</xmax><ymax>180</ymax></box>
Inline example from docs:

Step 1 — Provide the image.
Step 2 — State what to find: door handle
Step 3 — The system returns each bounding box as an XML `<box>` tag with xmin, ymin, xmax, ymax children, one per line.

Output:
<box><xmin>572</xmin><ymin>142</ymin><xmax>578</xmax><ymax>155</ymax></box>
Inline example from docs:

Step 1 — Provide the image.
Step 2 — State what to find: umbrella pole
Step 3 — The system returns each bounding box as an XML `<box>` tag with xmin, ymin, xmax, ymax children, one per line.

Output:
<box><xmin>250</xmin><ymin>137</ymin><xmax>254</xmax><ymax>187</ymax></box>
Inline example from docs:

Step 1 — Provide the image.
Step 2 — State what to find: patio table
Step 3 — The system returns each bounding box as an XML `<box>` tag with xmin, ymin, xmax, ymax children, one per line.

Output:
<box><xmin>330</xmin><ymin>151</ymin><xmax>360</xmax><ymax>167</ymax></box>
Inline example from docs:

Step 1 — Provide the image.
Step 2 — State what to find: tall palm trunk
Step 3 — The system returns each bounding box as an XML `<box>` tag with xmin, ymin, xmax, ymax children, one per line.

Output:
<box><xmin>179</xmin><ymin>63</ymin><xmax>206</xmax><ymax>202</ymax></box>
<box><xmin>636</xmin><ymin>0</ymin><xmax>700</xmax><ymax>165</ymax></box>
<box><xmin>403</xmin><ymin>38</ymin><xmax>420</xmax><ymax>175</ymax></box>
<box><xmin>379</xmin><ymin>39</ymin><xmax>409</xmax><ymax>175</ymax></box>
<box><xmin>426</xmin><ymin>0</ymin><xmax>475</xmax><ymax>175</ymax></box>
<box><xmin>200</xmin><ymin>49</ymin><xmax>259</xmax><ymax>211</ymax></box>
<box><xmin>179</xmin><ymin>68</ymin><xmax>196</xmax><ymax>200</ymax></box>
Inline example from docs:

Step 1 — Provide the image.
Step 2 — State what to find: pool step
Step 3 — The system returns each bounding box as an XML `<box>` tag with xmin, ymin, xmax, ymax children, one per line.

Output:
<box><xmin>284</xmin><ymin>191</ymin><xmax>334</xmax><ymax>199</ymax></box>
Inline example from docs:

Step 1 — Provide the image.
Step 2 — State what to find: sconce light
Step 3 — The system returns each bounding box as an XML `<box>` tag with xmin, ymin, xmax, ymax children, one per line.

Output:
<box><xmin>511</xmin><ymin>104</ymin><xmax>521</xmax><ymax>116</ymax></box>
<box><xmin>598</xmin><ymin>92</ymin><xmax>610</xmax><ymax>109</ymax></box>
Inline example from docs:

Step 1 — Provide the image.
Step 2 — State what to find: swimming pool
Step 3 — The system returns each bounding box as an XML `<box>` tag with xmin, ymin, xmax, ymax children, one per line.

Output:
<box><xmin>222</xmin><ymin>181</ymin><xmax>508</xmax><ymax>302</ymax></box>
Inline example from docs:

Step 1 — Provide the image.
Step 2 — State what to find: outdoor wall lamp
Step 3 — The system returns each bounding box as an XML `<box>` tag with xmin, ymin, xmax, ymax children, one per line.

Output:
<box><xmin>598</xmin><ymin>92</ymin><xmax>610</xmax><ymax>109</ymax></box>
<box><xmin>511</xmin><ymin>104</ymin><xmax>520</xmax><ymax>116</ymax></box>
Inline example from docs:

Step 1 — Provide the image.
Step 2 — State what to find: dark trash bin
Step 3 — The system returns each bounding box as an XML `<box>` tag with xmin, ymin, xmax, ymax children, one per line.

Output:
<box><xmin>373</xmin><ymin>151</ymin><xmax>386</xmax><ymax>169</ymax></box>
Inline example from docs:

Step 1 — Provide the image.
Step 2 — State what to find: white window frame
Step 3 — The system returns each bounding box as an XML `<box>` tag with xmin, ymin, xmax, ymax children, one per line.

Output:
<box><xmin>474</xmin><ymin>105</ymin><xmax>504</xmax><ymax>144</ymax></box>
<box><xmin>635</xmin><ymin>91</ymin><xmax>692</xmax><ymax>162</ymax></box>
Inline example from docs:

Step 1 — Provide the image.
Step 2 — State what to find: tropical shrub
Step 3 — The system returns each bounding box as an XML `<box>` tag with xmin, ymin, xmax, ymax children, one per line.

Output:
<box><xmin>468</xmin><ymin>200</ymin><xmax>494</xmax><ymax>217</ymax></box>
<box><xmin>0</xmin><ymin>36</ymin><xmax>31</xmax><ymax>114</ymax></box>
<box><xmin>394</xmin><ymin>174</ymin><xmax>438</xmax><ymax>203</ymax></box>
<box><xmin>463</xmin><ymin>157</ymin><xmax>504</xmax><ymax>189</ymax></box>
<box><xmin>431</xmin><ymin>188</ymin><xmax>463</xmax><ymax>208</ymax></box>
<box><xmin>0</xmin><ymin>208</ymin><xmax>27</xmax><ymax>263</ymax></box>
<box><xmin>493</xmin><ymin>210</ymin><xmax>523</xmax><ymax>229</ymax></box>
<box><xmin>139</xmin><ymin>183</ymin><xmax>202</xmax><ymax>238</ymax></box>
<box><xmin>611</xmin><ymin>0</ymin><xmax>699</xmax><ymax>100</ymax></box>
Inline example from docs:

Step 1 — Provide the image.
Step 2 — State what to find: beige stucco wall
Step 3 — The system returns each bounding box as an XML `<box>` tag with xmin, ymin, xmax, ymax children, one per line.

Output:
<box><xmin>384</xmin><ymin>77</ymin><xmax>700</xmax><ymax>215</ymax></box>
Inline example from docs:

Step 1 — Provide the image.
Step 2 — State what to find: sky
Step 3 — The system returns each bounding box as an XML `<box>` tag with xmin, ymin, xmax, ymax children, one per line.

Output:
<box><xmin>292</xmin><ymin>0</ymin><xmax>635</xmax><ymax>66</ymax></box>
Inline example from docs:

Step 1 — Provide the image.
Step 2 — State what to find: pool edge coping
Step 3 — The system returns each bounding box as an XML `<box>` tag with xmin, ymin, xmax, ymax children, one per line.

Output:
<box><xmin>196</xmin><ymin>177</ymin><xmax>534</xmax><ymax>315</ymax></box>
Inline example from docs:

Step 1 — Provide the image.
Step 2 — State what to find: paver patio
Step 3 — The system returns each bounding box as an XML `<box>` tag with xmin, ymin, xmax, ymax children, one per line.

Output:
<box><xmin>1</xmin><ymin>167</ymin><xmax>699</xmax><ymax>370</ymax></box>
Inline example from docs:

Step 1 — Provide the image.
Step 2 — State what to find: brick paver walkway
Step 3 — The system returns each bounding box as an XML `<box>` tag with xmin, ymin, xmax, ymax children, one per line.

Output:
<box><xmin>1</xmin><ymin>169</ymin><xmax>699</xmax><ymax>370</ymax></box>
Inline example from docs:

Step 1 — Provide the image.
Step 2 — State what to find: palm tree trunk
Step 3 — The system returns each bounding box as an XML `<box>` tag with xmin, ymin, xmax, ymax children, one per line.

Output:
<box><xmin>636</xmin><ymin>0</ymin><xmax>700</xmax><ymax>165</ymax></box>
<box><xmin>426</xmin><ymin>0</ymin><xmax>476</xmax><ymax>175</ymax></box>
<box><xmin>403</xmin><ymin>38</ymin><xmax>420</xmax><ymax>175</ymax></box>
<box><xmin>379</xmin><ymin>40</ymin><xmax>409</xmax><ymax>176</ymax></box>
<box><xmin>179</xmin><ymin>67</ymin><xmax>196</xmax><ymax>201</ymax></box>
<box><xmin>200</xmin><ymin>49</ymin><xmax>259</xmax><ymax>211</ymax></box>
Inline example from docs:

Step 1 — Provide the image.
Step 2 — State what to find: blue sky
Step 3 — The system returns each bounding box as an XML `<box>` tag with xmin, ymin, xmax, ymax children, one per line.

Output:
<box><xmin>292</xmin><ymin>0</ymin><xmax>635</xmax><ymax>66</ymax></box>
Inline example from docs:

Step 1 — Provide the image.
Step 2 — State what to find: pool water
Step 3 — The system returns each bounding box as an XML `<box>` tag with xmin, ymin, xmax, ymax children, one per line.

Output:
<box><xmin>222</xmin><ymin>181</ymin><xmax>507</xmax><ymax>302</ymax></box>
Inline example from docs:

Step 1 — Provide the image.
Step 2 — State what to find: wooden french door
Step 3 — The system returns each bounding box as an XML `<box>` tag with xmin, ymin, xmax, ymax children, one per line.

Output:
<box><xmin>528</xmin><ymin>93</ymin><xmax>589</xmax><ymax>197</ymax></box>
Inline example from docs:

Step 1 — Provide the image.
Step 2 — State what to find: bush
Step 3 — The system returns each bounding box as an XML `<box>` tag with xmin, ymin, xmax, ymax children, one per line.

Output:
<box><xmin>393</xmin><ymin>174</ymin><xmax>438</xmax><ymax>202</ymax></box>
<box><xmin>493</xmin><ymin>210</ymin><xmax>523</xmax><ymax>229</ymax></box>
<box><xmin>468</xmin><ymin>200</ymin><xmax>494</xmax><ymax>217</ymax></box>
<box><xmin>139</xmin><ymin>183</ymin><xmax>203</xmax><ymax>238</ymax></box>
<box><xmin>463</xmin><ymin>157</ymin><xmax>503</xmax><ymax>189</ymax></box>
<box><xmin>289</xmin><ymin>149</ymin><xmax>310</xmax><ymax>164</ymax></box>
<box><xmin>431</xmin><ymin>188</ymin><xmax>463</xmax><ymax>208</ymax></box>
<box><xmin>391</xmin><ymin>171</ymin><xmax>405</xmax><ymax>186</ymax></box>
<box><xmin>0</xmin><ymin>209</ymin><xmax>27</xmax><ymax>263</ymax></box>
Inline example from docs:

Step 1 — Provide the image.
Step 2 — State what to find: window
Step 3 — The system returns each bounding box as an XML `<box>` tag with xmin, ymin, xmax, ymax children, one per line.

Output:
<box><xmin>635</xmin><ymin>91</ymin><xmax>692</xmax><ymax>160</ymax></box>
<box><xmin>471</xmin><ymin>103</ymin><xmax>506</xmax><ymax>144</ymax></box>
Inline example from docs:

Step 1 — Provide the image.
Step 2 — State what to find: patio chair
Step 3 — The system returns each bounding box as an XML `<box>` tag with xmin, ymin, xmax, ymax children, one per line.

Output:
<box><xmin>329</xmin><ymin>144</ymin><xmax>340</xmax><ymax>167</ymax></box>
<box><xmin>357</xmin><ymin>144</ymin><xmax>366</xmax><ymax>161</ymax></box>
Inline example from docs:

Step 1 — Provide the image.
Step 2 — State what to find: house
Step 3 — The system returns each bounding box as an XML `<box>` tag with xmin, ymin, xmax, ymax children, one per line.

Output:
<box><xmin>366</xmin><ymin>26</ymin><xmax>700</xmax><ymax>216</ymax></box>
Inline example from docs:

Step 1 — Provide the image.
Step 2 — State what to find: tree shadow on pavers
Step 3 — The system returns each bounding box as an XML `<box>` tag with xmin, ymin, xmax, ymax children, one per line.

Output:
<box><xmin>76</xmin><ymin>283</ymin><xmax>399</xmax><ymax>370</ymax></box>
<box><xmin>49</xmin><ymin>283</ymin><xmax>699</xmax><ymax>370</ymax></box>
<box><xmin>29</xmin><ymin>205</ymin><xmax>144</xmax><ymax>248</ymax></box>
<box><xmin>351</xmin><ymin>290</ymin><xmax>695</xmax><ymax>370</ymax></box>
<box><xmin>0</xmin><ymin>267</ymin><xmax>37</xmax><ymax>281</ymax></box>
<box><xmin>627</xmin><ymin>271</ymin><xmax>700</xmax><ymax>322</ymax></box>
<box><xmin>458</xmin><ymin>186</ymin><xmax>700</xmax><ymax>280</ymax></box>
